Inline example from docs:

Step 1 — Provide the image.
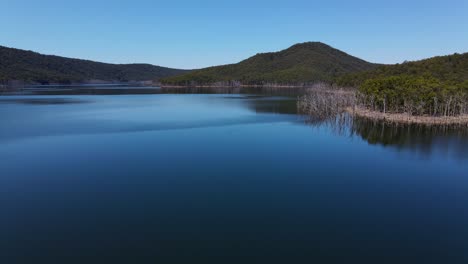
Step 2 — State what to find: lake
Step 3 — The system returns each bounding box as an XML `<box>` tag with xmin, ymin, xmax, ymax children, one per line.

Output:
<box><xmin>1</xmin><ymin>86</ymin><xmax>467</xmax><ymax>263</ymax></box>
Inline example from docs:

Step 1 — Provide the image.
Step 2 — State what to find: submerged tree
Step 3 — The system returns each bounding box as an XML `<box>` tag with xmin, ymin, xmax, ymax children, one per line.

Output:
<box><xmin>297</xmin><ymin>83</ymin><xmax>356</xmax><ymax>121</ymax></box>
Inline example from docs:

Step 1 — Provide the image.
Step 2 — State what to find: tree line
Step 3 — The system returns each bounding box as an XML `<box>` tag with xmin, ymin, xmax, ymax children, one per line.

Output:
<box><xmin>329</xmin><ymin>52</ymin><xmax>467</xmax><ymax>117</ymax></box>
<box><xmin>358</xmin><ymin>76</ymin><xmax>468</xmax><ymax>116</ymax></box>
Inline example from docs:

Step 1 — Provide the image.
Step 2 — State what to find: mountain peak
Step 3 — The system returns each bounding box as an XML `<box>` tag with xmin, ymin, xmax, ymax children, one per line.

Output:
<box><xmin>162</xmin><ymin>42</ymin><xmax>377</xmax><ymax>85</ymax></box>
<box><xmin>288</xmin><ymin>41</ymin><xmax>331</xmax><ymax>49</ymax></box>
<box><xmin>283</xmin><ymin>42</ymin><xmax>349</xmax><ymax>56</ymax></box>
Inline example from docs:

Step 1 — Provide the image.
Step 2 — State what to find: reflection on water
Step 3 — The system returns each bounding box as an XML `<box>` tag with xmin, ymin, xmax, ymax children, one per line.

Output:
<box><xmin>1</xmin><ymin>85</ymin><xmax>468</xmax><ymax>263</ymax></box>
<box><xmin>2</xmin><ymin>83</ymin><xmax>468</xmax><ymax>159</ymax></box>
<box><xmin>303</xmin><ymin>113</ymin><xmax>468</xmax><ymax>160</ymax></box>
<box><xmin>0</xmin><ymin>93</ymin><xmax>301</xmax><ymax>143</ymax></box>
<box><xmin>3</xmin><ymin>84</ymin><xmax>468</xmax><ymax>161</ymax></box>
<box><xmin>351</xmin><ymin>117</ymin><xmax>468</xmax><ymax>160</ymax></box>
<box><xmin>4</xmin><ymin>84</ymin><xmax>468</xmax><ymax>161</ymax></box>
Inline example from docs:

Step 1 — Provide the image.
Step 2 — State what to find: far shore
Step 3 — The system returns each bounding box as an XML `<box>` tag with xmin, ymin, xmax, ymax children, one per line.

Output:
<box><xmin>1</xmin><ymin>80</ymin><xmax>158</xmax><ymax>88</ymax></box>
<box><xmin>160</xmin><ymin>84</ymin><xmax>312</xmax><ymax>89</ymax></box>
<box><xmin>348</xmin><ymin>107</ymin><xmax>468</xmax><ymax>126</ymax></box>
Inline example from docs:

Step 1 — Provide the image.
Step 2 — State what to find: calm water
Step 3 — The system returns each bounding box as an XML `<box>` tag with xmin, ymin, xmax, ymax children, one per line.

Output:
<box><xmin>1</xmin><ymin>87</ymin><xmax>467</xmax><ymax>263</ymax></box>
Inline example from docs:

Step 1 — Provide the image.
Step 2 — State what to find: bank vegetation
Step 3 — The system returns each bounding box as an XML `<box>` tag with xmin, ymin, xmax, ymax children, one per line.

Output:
<box><xmin>298</xmin><ymin>80</ymin><xmax>468</xmax><ymax>125</ymax></box>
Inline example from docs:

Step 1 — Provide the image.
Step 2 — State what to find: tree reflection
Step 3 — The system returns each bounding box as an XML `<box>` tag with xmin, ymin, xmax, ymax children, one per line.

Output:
<box><xmin>304</xmin><ymin>113</ymin><xmax>468</xmax><ymax>160</ymax></box>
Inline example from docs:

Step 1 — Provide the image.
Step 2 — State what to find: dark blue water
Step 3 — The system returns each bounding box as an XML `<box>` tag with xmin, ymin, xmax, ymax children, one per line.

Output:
<box><xmin>1</xmin><ymin>90</ymin><xmax>467</xmax><ymax>263</ymax></box>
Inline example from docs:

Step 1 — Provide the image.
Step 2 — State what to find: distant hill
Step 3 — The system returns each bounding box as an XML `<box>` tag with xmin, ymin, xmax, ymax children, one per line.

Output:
<box><xmin>161</xmin><ymin>42</ymin><xmax>378</xmax><ymax>86</ymax></box>
<box><xmin>0</xmin><ymin>46</ymin><xmax>189</xmax><ymax>84</ymax></box>
<box><xmin>337</xmin><ymin>52</ymin><xmax>468</xmax><ymax>87</ymax></box>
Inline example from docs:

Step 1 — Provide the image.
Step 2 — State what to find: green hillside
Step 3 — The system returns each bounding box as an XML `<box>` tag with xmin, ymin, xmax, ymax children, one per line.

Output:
<box><xmin>337</xmin><ymin>52</ymin><xmax>468</xmax><ymax>87</ymax></box>
<box><xmin>161</xmin><ymin>42</ymin><xmax>378</xmax><ymax>86</ymax></box>
<box><xmin>0</xmin><ymin>46</ymin><xmax>189</xmax><ymax>84</ymax></box>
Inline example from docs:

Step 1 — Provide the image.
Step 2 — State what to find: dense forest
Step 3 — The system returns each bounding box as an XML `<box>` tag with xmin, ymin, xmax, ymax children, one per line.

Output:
<box><xmin>337</xmin><ymin>52</ymin><xmax>468</xmax><ymax>87</ymax></box>
<box><xmin>341</xmin><ymin>53</ymin><xmax>468</xmax><ymax>116</ymax></box>
<box><xmin>161</xmin><ymin>42</ymin><xmax>378</xmax><ymax>86</ymax></box>
<box><xmin>0</xmin><ymin>46</ymin><xmax>189</xmax><ymax>84</ymax></box>
<box><xmin>358</xmin><ymin>76</ymin><xmax>468</xmax><ymax>116</ymax></box>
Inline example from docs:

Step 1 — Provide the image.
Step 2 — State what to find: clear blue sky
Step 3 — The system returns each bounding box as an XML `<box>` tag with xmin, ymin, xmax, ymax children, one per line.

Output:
<box><xmin>1</xmin><ymin>0</ymin><xmax>467</xmax><ymax>69</ymax></box>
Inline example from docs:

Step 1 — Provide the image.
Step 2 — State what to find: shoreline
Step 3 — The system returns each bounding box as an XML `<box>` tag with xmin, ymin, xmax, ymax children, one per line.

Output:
<box><xmin>1</xmin><ymin>81</ymin><xmax>158</xmax><ymax>88</ymax></box>
<box><xmin>160</xmin><ymin>84</ymin><xmax>311</xmax><ymax>89</ymax></box>
<box><xmin>348</xmin><ymin>107</ymin><xmax>468</xmax><ymax>126</ymax></box>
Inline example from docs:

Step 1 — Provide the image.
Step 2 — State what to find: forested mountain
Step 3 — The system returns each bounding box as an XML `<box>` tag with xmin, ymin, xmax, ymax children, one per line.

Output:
<box><xmin>337</xmin><ymin>52</ymin><xmax>468</xmax><ymax>87</ymax></box>
<box><xmin>161</xmin><ymin>42</ymin><xmax>379</xmax><ymax>86</ymax></box>
<box><xmin>0</xmin><ymin>46</ymin><xmax>189</xmax><ymax>84</ymax></box>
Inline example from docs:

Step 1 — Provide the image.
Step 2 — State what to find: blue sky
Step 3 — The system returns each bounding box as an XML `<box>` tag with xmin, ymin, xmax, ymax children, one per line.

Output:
<box><xmin>1</xmin><ymin>0</ymin><xmax>467</xmax><ymax>69</ymax></box>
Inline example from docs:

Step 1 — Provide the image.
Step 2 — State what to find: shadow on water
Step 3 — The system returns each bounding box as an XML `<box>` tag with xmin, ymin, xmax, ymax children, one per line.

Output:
<box><xmin>303</xmin><ymin>113</ymin><xmax>468</xmax><ymax>160</ymax></box>
<box><xmin>239</xmin><ymin>96</ymin><xmax>299</xmax><ymax>115</ymax></box>
<box><xmin>0</xmin><ymin>98</ymin><xmax>91</xmax><ymax>105</ymax></box>
<box><xmin>164</xmin><ymin>87</ymin><xmax>302</xmax><ymax>115</ymax></box>
<box><xmin>160</xmin><ymin>86</ymin><xmax>307</xmax><ymax>97</ymax></box>
<box><xmin>1</xmin><ymin>85</ymin><xmax>307</xmax><ymax>97</ymax></box>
